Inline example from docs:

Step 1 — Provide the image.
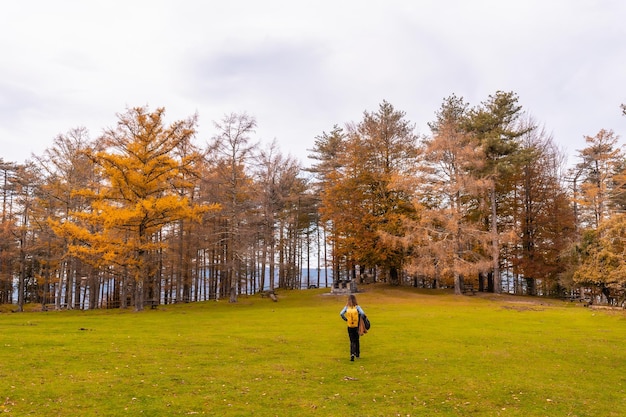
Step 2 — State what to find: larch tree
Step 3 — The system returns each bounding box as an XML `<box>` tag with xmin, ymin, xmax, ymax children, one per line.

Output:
<box><xmin>35</xmin><ymin>127</ymin><xmax>101</xmax><ymax>309</ymax></box>
<box><xmin>411</xmin><ymin>95</ymin><xmax>492</xmax><ymax>294</ymax></box>
<box><xmin>319</xmin><ymin>128</ymin><xmax>371</xmax><ymax>281</ymax></box>
<box><xmin>574</xmin><ymin>213</ymin><xmax>626</xmax><ymax>304</ymax></box>
<box><xmin>307</xmin><ymin>125</ymin><xmax>347</xmax><ymax>281</ymax></box>
<box><xmin>207</xmin><ymin>112</ymin><xmax>258</xmax><ymax>303</ymax></box>
<box><xmin>51</xmin><ymin>106</ymin><xmax>212</xmax><ymax>310</ymax></box>
<box><xmin>255</xmin><ymin>141</ymin><xmax>281</xmax><ymax>293</ymax></box>
<box><xmin>510</xmin><ymin>118</ymin><xmax>576</xmax><ymax>295</ymax></box>
<box><xmin>162</xmin><ymin>129</ymin><xmax>206</xmax><ymax>304</ymax></box>
<box><xmin>276</xmin><ymin>165</ymin><xmax>309</xmax><ymax>290</ymax></box>
<box><xmin>349</xmin><ymin>101</ymin><xmax>419</xmax><ymax>284</ymax></box>
<box><xmin>574</xmin><ymin>129</ymin><xmax>623</xmax><ymax>230</ymax></box>
<box><xmin>570</xmin><ymin>128</ymin><xmax>625</xmax><ymax>303</ymax></box>
<box><xmin>609</xmin><ymin>158</ymin><xmax>626</xmax><ymax>213</ymax></box>
<box><xmin>195</xmin><ymin>156</ymin><xmax>224</xmax><ymax>301</ymax></box>
<box><xmin>255</xmin><ymin>140</ymin><xmax>304</xmax><ymax>291</ymax></box>
<box><xmin>13</xmin><ymin>163</ymin><xmax>41</xmax><ymax>312</ymax></box>
<box><xmin>311</xmin><ymin>102</ymin><xmax>419</xmax><ymax>285</ymax></box>
<box><xmin>0</xmin><ymin>160</ymin><xmax>20</xmax><ymax>304</ymax></box>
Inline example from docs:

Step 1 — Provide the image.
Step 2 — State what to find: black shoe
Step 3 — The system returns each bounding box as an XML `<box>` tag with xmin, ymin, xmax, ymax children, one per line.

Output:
<box><xmin>350</xmin><ymin>355</ymin><xmax>355</xmax><ymax>361</ymax></box>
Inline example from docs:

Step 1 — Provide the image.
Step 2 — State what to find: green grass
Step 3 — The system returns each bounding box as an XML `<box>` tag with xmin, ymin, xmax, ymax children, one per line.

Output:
<box><xmin>1</xmin><ymin>285</ymin><xmax>625</xmax><ymax>416</ymax></box>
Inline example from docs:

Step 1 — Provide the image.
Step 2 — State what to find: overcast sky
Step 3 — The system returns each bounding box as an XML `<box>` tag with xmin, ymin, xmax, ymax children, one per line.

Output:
<box><xmin>2</xmin><ymin>0</ymin><xmax>625</xmax><ymax>168</ymax></box>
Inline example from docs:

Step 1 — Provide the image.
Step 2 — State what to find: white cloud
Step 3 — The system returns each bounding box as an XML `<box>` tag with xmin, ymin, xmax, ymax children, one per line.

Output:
<box><xmin>1</xmin><ymin>0</ymin><xmax>624</xmax><ymax>166</ymax></box>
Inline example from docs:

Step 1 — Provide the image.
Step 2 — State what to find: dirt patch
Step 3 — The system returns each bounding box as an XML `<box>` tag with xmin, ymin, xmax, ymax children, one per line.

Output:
<box><xmin>589</xmin><ymin>304</ymin><xmax>625</xmax><ymax>311</ymax></box>
<box><xmin>501</xmin><ymin>304</ymin><xmax>545</xmax><ymax>312</ymax></box>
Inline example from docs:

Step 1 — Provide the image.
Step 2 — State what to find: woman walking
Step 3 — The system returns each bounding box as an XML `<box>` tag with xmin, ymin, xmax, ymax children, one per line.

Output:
<box><xmin>339</xmin><ymin>294</ymin><xmax>366</xmax><ymax>361</ymax></box>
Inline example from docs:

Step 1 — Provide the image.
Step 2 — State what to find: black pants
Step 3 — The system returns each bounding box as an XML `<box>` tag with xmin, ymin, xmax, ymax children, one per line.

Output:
<box><xmin>347</xmin><ymin>326</ymin><xmax>360</xmax><ymax>357</ymax></box>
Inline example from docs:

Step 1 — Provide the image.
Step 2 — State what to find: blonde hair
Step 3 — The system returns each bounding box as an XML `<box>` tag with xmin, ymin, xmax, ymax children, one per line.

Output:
<box><xmin>346</xmin><ymin>294</ymin><xmax>358</xmax><ymax>307</ymax></box>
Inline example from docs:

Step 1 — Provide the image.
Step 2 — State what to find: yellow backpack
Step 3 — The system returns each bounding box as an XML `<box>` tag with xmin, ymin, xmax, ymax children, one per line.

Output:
<box><xmin>345</xmin><ymin>306</ymin><xmax>359</xmax><ymax>327</ymax></box>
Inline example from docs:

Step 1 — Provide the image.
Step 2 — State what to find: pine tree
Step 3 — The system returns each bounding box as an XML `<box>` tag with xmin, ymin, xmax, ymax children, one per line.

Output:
<box><xmin>466</xmin><ymin>91</ymin><xmax>529</xmax><ymax>293</ymax></box>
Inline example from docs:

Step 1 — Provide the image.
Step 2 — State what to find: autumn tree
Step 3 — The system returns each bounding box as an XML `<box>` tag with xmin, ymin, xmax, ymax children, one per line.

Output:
<box><xmin>574</xmin><ymin>129</ymin><xmax>623</xmax><ymax>229</ymax></box>
<box><xmin>307</xmin><ymin>125</ymin><xmax>347</xmax><ymax>281</ymax></box>
<box><xmin>255</xmin><ymin>140</ymin><xmax>305</xmax><ymax>291</ymax></box>
<box><xmin>33</xmin><ymin>127</ymin><xmax>102</xmax><ymax>309</ymax></box>
<box><xmin>0</xmin><ymin>160</ymin><xmax>19</xmax><ymax>304</ymax></box>
<box><xmin>207</xmin><ymin>112</ymin><xmax>258</xmax><ymax>302</ymax></box>
<box><xmin>410</xmin><ymin>95</ymin><xmax>492</xmax><ymax>293</ymax></box>
<box><xmin>509</xmin><ymin>118</ymin><xmax>576</xmax><ymax>295</ymax></box>
<box><xmin>159</xmin><ymin>127</ymin><xmax>207</xmax><ymax>304</ymax></box>
<box><xmin>276</xmin><ymin>170</ymin><xmax>310</xmax><ymax>290</ymax></box>
<box><xmin>12</xmin><ymin>163</ymin><xmax>43</xmax><ymax>311</ymax></box>
<box><xmin>574</xmin><ymin>213</ymin><xmax>626</xmax><ymax>305</ymax></box>
<box><xmin>567</xmin><ymin>128</ymin><xmax>625</xmax><ymax>303</ymax></box>
<box><xmin>355</xmin><ymin>101</ymin><xmax>419</xmax><ymax>284</ymax></box>
<box><xmin>312</xmin><ymin>102</ymin><xmax>419</xmax><ymax>284</ymax></box>
<box><xmin>51</xmin><ymin>106</ymin><xmax>211</xmax><ymax>310</ymax></box>
<box><xmin>194</xmin><ymin>156</ymin><xmax>223</xmax><ymax>301</ymax></box>
<box><xmin>319</xmin><ymin>129</ymin><xmax>372</xmax><ymax>281</ymax></box>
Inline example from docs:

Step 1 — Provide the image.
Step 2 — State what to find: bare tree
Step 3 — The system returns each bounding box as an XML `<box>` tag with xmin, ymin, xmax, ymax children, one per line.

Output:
<box><xmin>208</xmin><ymin>113</ymin><xmax>258</xmax><ymax>302</ymax></box>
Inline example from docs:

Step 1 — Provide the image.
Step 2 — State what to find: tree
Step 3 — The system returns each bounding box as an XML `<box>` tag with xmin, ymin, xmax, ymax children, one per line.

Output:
<box><xmin>466</xmin><ymin>91</ymin><xmax>529</xmax><ymax>293</ymax></box>
<box><xmin>410</xmin><ymin>95</ymin><xmax>492</xmax><ymax>293</ymax></box>
<box><xmin>307</xmin><ymin>125</ymin><xmax>347</xmax><ymax>282</ymax></box>
<box><xmin>0</xmin><ymin>160</ymin><xmax>19</xmax><ymax>305</ymax></box>
<box><xmin>574</xmin><ymin>129</ymin><xmax>623</xmax><ymax>229</ymax></box>
<box><xmin>317</xmin><ymin>129</ymin><xmax>370</xmax><ymax>281</ymax></box>
<box><xmin>344</xmin><ymin>102</ymin><xmax>419</xmax><ymax>284</ymax></box>
<box><xmin>255</xmin><ymin>140</ymin><xmax>305</xmax><ymax>291</ymax></box>
<box><xmin>574</xmin><ymin>213</ymin><xmax>626</xmax><ymax>305</ymax></box>
<box><xmin>510</xmin><ymin>118</ymin><xmax>576</xmax><ymax>295</ymax></box>
<box><xmin>12</xmin><ymin>163</ymin><xmax>41</xmax><ymax>311</ymax></box>
<box><xmin>34</xmin><ymin>127</ymin><xmax>101</xmax><ymax>309</ymax></box>
<box><xmin>207</xmin><ymin>112</ymin><xmax>258</xmax><ymax>302</ymax></box>
<box><xmin>51</xmin><ymin>106</ymin><xmax>212</xmax><ymax>310</ymax></box>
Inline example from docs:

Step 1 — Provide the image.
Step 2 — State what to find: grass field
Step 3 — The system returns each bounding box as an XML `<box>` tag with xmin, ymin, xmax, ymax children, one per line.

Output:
<box><xmin>1</xmin><ymin>285</ymin><xmax>625</xmax><ymax>416</ymax></box>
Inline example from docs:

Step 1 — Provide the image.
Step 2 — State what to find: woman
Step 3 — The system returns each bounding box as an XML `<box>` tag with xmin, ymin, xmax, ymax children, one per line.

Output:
<box><xmin>339</xmin><ymin>294</ymin><xmax>366</xmax><ymax>361</ymax></box>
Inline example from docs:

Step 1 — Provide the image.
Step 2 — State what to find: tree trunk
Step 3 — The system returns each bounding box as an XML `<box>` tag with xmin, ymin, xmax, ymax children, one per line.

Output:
<box><xmin>491</xmin><ymin>187</ymin><xmax>501</xmax><ymax>293</ymax></box>
<box><xmin>17</xmin><ymin>242</ymin><xmax>25</xmax><ymax>312</ymax></box>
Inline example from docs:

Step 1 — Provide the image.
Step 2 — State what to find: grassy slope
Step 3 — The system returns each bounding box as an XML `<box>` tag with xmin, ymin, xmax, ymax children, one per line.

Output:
<box><xmin>0</xmin><ymin>285</ymin><xmax>625</xmax><ymax>416</ymax></box>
